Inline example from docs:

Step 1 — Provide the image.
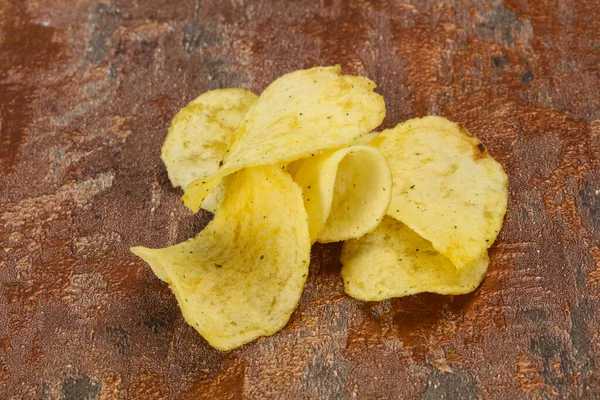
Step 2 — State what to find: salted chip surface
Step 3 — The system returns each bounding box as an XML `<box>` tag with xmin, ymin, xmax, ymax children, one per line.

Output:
<box><xmin>341</xmin><ymin>216</ymin><xmax>489</xmax><ymax>301</ymax></box>
<box><xmin>183</xmin><ymin>66</ymin><xmax>386</xmax><ymax>212</ymax></box>
<box><xmin>292</xmin><ymin>145</ymin><xmax>392</xmax><ymax>243</ymax></box>
<box><xmin>161</xmin><ymin>88</ymin><xmax>258</xmax><ymax>189</ymax></box>
<box><xmin>131</xmin><ymin>165</ymin><xmax>310</xmax><ymax>350</ymax></box>
<box><xmin>371</xmin><ymin>116</ymin><xmax>508</xmax><ymax>269</ymax></box>
<box><xmin>199</xmin><ymin>180</ymin><xmax>228</xmax><ymax>214</ymax></box>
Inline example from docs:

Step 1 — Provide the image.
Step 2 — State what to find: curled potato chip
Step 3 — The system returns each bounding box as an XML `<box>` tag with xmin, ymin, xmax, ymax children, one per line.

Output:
<box><xmin>161</xmin><ymin>88</ymin><xmax>258</xmax><ymax>189</ymax></box>
<box><xmin>131</xmin><ymin>165</ymin><xmax>310</xmax><ymax>350</ymax></box>
<box><xmin>371</xmin><ymin>116</ymin><xmax>508</xmax><ymax>269</ymax></box>
<box><xmin>183</xmin><ymin>66</ymin><xmax>386</xmax><ymax>212</ymax></box>
<box><xmin>341</xmin><ymin>217</ymin><xmax>489</xmax><ymax>301</ymax></box>
<box><xmin>292</xmin><ymin>145</ymin><xmax>392</xmax><ymax>243</ymax></box>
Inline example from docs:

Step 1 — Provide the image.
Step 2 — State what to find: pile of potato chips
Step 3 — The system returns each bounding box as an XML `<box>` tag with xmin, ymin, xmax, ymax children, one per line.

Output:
<box><xmin>131</xmin><ymin>66</ymin><xmax>508</xmax><ymax>350</ymax></box>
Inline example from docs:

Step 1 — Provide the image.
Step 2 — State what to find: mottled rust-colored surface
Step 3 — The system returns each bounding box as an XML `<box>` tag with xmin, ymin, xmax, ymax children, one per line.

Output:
<box><xmin>1</xmin><ymin>0</ymin><xmax>599</xmax><ymax>398</ymax></box>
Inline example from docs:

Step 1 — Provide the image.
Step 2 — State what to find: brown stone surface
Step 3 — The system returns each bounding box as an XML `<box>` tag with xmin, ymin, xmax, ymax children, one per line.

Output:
<box><xmin>1</xmin><ymin>0</ymin><xmax>599</xmax><ymax>398</ymax></box>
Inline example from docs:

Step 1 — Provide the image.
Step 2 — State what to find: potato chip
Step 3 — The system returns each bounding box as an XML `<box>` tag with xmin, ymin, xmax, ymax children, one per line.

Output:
<box><xmin>292</xmin><ymin>145</ymin><xmax>392</xmax><ymax>243</ymax></box>
<box><xmin>182</xmin><ymin>66</ymin><xmax>386</xmax><ymax>212</ymax></box>
<box><xmin>131</xmin><ymin>165</ymin><xmax>310</xmax><ymax>350</ymax></box>
<box><xmin>161</xmin><ymin>88</ymin><xmax>258</xmax><ymax>189</ymax></box>
<box><xmin>371</xmin><ymin>116</ymin><xmax>508</xmax><ymax>269</ymax></box>
<box><xmin>341</xmin><ymin>216</ymin><xmax>489</xmax><ymax>301</ymax></box>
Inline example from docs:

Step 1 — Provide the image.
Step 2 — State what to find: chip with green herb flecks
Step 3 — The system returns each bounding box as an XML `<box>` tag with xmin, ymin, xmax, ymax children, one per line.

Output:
<box><xmin>131</xmin><ymin>165</ymin><xmax>310</xmax><ymax>350</ymax></box>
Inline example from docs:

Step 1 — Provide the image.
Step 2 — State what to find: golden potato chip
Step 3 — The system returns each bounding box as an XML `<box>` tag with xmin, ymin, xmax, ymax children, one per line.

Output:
<box><xmin>161</xmin><ymin>88</ymin><xmax>258</xmax><ymax>189</ymax></box>
<box><xmin>131</xmin><ymin>165</ymin><xmax>310</xmax><ymax>350</ymax></box>
<box><xmin>182</xmin><ymin>66</ymin><xmax>386</xmax><ymax>212</ymax></box>
<box><xmin>371</xmin><ymin>116</ymin><xmax>508</xmax><ymax>269</ymax></box>
<box><xmin>292</xmin><ymin>145</ymin><xmax>392</xmax><ymax>243</ymax></box>
<box><xmin>341</xmin><ymin>216</ymin><xmax>489</xmax><ymax>301</ymax></box>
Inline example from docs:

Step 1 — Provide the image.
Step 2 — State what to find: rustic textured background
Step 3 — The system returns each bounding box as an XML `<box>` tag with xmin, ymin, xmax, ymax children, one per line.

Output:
<box><xmin>1</xmin><ymin>0</ymin><xmax>599</xmax><ymax>398</ymax></box>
